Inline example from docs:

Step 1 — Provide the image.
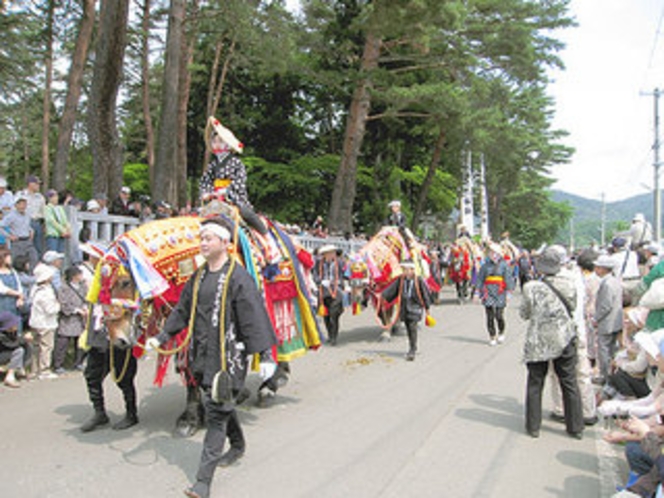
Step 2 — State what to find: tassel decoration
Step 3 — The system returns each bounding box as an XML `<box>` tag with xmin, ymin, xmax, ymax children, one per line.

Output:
<box><xmin>352</xmin><ymin>301</ymin><xmax>361</xmax><ymax>315</ymax></box>
<box><xmin>425</xmin><ymin>314</ymin><xmax>436</xmax><ymax>327</ymax></box>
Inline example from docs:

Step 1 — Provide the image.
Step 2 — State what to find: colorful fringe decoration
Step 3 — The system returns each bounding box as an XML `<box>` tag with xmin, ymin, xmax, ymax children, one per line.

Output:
<box><xmin>318</xmin><ymin>304</ymin><xmax>328</xmax><ymax>316</ymax></box>
<box><xmin>425</xmin><ymin>314</ymin><xmax>436</xmax><ymax>327</ymax></box>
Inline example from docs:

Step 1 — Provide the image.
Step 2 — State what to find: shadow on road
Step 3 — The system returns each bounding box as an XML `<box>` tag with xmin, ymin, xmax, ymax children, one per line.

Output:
<box><xmin>442</xmin><ymin>334</ymin><xmax>489</xmax><ymax>345</ymax></box>
<box><xmin>556</xmin><ymin>448</ymin><xmax>598</xmax><ymax>474</ymax></box>
<box><xmin>544</xmin><ymin>474</ymin><xmax>601</xmax><ymax>497</ymax></box>
<box><xmin>337</xmin><ymin>325</ymin><xmax>388</xmax><ymax>345</ymax></box>
<box><xmin>455</xmin><ymin>393</ymin><xmax>523</xmax><ymax>432</ymax></box>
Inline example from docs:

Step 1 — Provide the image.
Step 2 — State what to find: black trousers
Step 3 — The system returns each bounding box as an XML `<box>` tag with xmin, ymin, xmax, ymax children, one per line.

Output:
<box><xmin>484</xmin><ymin>306</ymin><xmax>505</xmax><ymax>338</ymax></box>
<box><xmin>196</xmin><ymin>390</ymin><xmax>237</xmax><ymax>485</ymax></box>
<box><xmin>526</xmin><ymin>339</ymin><xmax>584</xmax><ymax>435</ymax></box>
<box><xmin>323</xmin><ymin>295</ymin><xmax>344</xmax><ymax>342</ymax></box>
<box><xmin>84</xmin><ymin>346</ymin><xmax>138</xmax><ymax>415</ymax></box>
<box><xmin>405</xmin><ymin>320</ymin><xmax>418</xmax><ymax>352</ymax></box>
<box><xmin>455</xmin><ymin>280</ymin><xmax>469</xmax><ymax>300</ymax></box>
<box><xmin>609</xmin><ymin>369</ymin><xmax>651</xmax><ymax>399</ymax></box>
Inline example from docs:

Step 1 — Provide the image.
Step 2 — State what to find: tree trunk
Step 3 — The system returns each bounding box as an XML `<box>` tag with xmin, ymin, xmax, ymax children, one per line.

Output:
<box><xmin>53</xmin><ymin>0</ymin><xmax>96</xmax><ymax>191</ymax></box>
<box><xmin>40</xmin><ymin>0</ymin><xmax>55</xmax><ymax>190</ymax></box>
<box><xmin>210</xmin><ymin>37</ymin><xmax>235</xmax><ymax>117</ymax></box>
<box><xmin>412</xmin><ymin>127</ymin><xmax>446</xmax><ymax>228</ymax></box>
<box><xmin>140</xmin><ymin>0</ymin><xmax>156</xmax><ymax>186</ymax></box>
<box><xmin>154</xmin><ymin>0</ymin><xmax>185</xmax><ymax>204</ymax></box>
<box><xmin>328</xmin><ymin>32</ymin><xmax>381</xmax><ymax>235</ymax></box>
<box><xmin>202</xmin><ymin>37</ymin><xmax>235</xmax><ymax>169</ymax></box>
<box><xmin>176</xmin><ymin>0</ymin><xmax>198</xmax><ymax>209</ymax></box>
<box><xmin>87</xmin><ymin>0</ymin><xmax>130</xmax><ymax>198</ymax></box>
<box><xmin>205</xmin><ymin>40</ymin><xmax>224</xmax><ymax>119</ymax></box>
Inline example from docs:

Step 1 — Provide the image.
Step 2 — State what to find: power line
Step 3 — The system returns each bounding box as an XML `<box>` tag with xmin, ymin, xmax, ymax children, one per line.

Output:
<box><xmin>642</xmin><ymin>3</ymin><xmax>664</xmax><ymax>87</ymax></box>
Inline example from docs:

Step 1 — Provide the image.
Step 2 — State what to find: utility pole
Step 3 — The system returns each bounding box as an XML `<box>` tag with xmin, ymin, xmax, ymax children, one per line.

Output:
<box><xmin>655</xmin><ymin>89</ymin><xmax>661</xmax><ymax>243</ymax></box>
<box><xmin>600</xmin><ymin>192</ymin><xmax>606</xmax><ymax>247</ymax></box>
<box><xmin>642</xmin><ymin>88</ymin><xmax>662</xmax><ymax>242</ymax></box>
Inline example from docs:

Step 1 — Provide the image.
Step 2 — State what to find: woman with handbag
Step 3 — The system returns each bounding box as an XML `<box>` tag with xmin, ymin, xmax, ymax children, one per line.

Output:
<box><xmin>520</xmin><ymin>246</ymin><xmax>584</xmax><ymax>440</ymax></box>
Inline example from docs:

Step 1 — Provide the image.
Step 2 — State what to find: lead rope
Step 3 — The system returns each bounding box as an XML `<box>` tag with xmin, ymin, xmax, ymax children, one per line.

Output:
<box><xmin>219</xmin><ymin>207</ymin><xmax>240</xmax><ymax>375</ymax></box>
<box><xmin>110</xmin><ymin>290</ymin><xmax>138</xmax><ymax>384</ymax></box>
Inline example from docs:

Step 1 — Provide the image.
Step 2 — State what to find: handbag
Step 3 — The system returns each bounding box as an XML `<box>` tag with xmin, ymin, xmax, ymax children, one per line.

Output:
<box><xmin>639</xmin><ymin>278</ymin><xmax>664</xmax><ymax>310</ymax></box>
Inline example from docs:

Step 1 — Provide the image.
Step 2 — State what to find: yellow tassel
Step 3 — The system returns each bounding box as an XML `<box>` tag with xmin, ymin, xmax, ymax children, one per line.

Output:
<box><xmin>425</xmin><ymin>314</ymin><xmax>436</xmax><ymax>327</ymax></box>
<box><xmin>352</xmin><ymin>301</ymin><xmax>361</xmax><ymax>315</ymax></box>
<box><xmin>318</xmin><ymin>304</ymin><xmax>328</xmax><ymax>317</ymax></box>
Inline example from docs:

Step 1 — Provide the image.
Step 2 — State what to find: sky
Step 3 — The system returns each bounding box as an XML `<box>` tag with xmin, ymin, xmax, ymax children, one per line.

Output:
<box><xmin>548</xmin><ymin>0</ymin><xmax>664</xmax><ymax>203</ymax></box>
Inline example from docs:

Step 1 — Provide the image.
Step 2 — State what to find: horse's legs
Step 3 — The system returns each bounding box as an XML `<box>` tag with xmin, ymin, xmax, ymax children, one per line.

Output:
<box><xmin>176</xmin><ymin>382</ymin><xmax>204</xmax><ymax>438</ymax></box>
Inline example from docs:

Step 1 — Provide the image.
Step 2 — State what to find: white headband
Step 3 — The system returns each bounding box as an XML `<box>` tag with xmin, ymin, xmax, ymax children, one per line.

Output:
<box><xmin>200</xmin><ymin>223</ymin><xmax>231</xmax><ymax>241</ymax></box>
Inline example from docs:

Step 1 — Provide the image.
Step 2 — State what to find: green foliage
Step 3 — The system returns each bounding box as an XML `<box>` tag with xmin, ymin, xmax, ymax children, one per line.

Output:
<box><xmin>502</xmin><ymin>172</ymin><xmax>573</xmax><ymax>248</ymax></box>
<box><xmin>246</xmin><ymin>154</ymin><xmax>339</xmax><ymax>224</ymax></box>
<box><xmin>122</xmin><ymin>163</ymin><xmax>151</xmax><ymax>199</ymax></box>
<box><xmin>0</xmin><ymin>0</ymin><xmax>577</xmax><ymax>245</ymax></box>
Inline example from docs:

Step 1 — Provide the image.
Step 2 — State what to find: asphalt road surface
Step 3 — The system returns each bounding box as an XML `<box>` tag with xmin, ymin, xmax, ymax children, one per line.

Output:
<box><xmin>0</xmin><ymin>288</ymin><xmax>626</xmax><ymax>497</ymax></box>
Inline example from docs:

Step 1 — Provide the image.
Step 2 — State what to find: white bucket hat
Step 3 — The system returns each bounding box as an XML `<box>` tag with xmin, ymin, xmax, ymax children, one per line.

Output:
<box><xmin>34</xmin><ymin>265</ymin><xmax>55</xmax><ymax>284</ymax></box>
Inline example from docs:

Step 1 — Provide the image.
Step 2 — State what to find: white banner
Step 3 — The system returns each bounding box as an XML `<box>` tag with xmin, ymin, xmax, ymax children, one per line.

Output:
<box><xmin>479</xmin><ymin>154</ymin><xmax>489</xmax><ymax>240</ymax></box>
<box><xmin>459</xmin><ymin>149</ymin><xmax>475</xmax><ymax>236</ymax></box>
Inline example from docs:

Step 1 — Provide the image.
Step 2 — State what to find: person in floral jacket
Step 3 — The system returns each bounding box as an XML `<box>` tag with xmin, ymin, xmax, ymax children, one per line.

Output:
<box><xmin>520</xmin><ymin>246</ymin><xmax>583</xmax><ymax>440</ymax></box>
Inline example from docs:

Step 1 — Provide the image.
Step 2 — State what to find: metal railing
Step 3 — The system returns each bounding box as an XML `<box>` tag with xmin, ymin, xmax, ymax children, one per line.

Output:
<box><xmin>295</xmin><ymin>234</ymin><xmax>365</xmax><ymax>255</ymax></box>
<box><xmin>66</xmin><ymin>207</ymin><xmax>141</xmax><ymax>262</ymax></box>
<box><xmin>65</xmin><ymin>208</ymin><xmax>365</xmax><ymax>262</ymax></box>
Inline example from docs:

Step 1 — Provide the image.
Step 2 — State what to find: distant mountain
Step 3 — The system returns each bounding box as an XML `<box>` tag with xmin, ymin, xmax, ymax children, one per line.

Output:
<box><xmin>550</xmin><ymin>189</ymin><xmax>656</xmax><ymax>246</ymax></box>
<box><xmin>550</xmin><ymin>189</ymin><xmax>654</xmax><ymax>224</ymax></box>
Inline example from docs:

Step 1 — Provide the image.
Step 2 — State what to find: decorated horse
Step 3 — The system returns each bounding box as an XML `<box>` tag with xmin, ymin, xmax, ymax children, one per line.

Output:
<box><xmin>88</xmin><ymin>205</ymin><xmax>323</xmax><ymax>436</ymax></box>
<box><xmin>347</xmin><ymin>226</ymin><xmax>439</xmax><ymax>341</ymax></box>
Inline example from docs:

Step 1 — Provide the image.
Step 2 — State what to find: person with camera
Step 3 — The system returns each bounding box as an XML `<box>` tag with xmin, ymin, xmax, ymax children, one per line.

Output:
<box><xmin>147</xmin><ymin>217</ymin><xmax>278</xmax><ymax>498</ymax></box>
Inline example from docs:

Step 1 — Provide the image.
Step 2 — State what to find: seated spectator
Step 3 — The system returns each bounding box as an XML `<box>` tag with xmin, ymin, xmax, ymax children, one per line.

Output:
<box><xmin>53</xmin><ymin>266</ymin><xmax>88</xmax><ymax>374</ymax></box>
<box><xmin>604</xmin><ymin>308</ymin><xmax>652</xmax><ymax>401</ymax></box>
<box><xmin>599</xmin><ymin>330</ymin><xmax>664</xmax><ymax>421</ymax></box>
<box><xmin>0</xmin><ymin>311</ymin><xmax>31</xmax><ymax>388</ymax></box>
<box><xmin>599</xmin><ymin>331</ymin><xmax>664</xmax><ymax>493</ymax></box>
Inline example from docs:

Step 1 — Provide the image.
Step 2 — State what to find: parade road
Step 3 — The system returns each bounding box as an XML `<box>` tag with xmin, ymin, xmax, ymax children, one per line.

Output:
<box><xmin>1</xmin><ymin>287</ymin><xmax>624</xmax><ymax>497</ymax></box>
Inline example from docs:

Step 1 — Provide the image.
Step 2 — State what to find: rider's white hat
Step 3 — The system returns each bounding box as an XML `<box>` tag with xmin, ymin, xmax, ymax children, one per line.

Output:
<box><xmin>205</xmin><ymin>116</ymin><xmax>244</xmax><ymax>154</ymax></box>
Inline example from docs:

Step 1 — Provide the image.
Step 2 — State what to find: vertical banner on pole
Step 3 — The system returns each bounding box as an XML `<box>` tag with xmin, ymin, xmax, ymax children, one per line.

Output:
<box><xmin>479</xmin><ymin>154</ymin><xmax>489</xmax><ymax>240</ymax></box>
<box><xmin>460</xmin><ymin>149</ymin><xmax>475</xmax><ymax>236</ymax></box>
